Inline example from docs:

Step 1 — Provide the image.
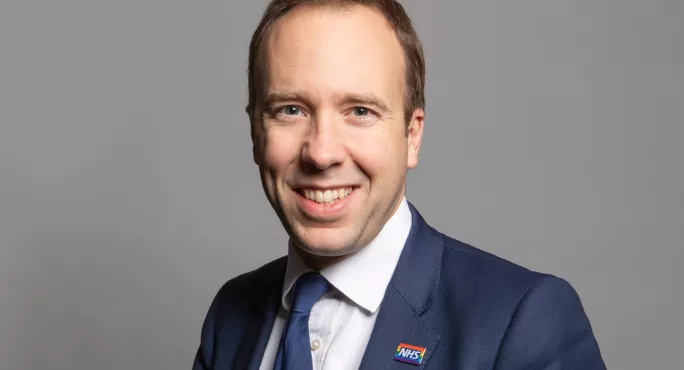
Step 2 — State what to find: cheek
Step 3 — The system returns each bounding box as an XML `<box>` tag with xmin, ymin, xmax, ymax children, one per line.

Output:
<box><xmin>261</xmin><ymin>129</ymin><xmax>303</xmax><ymax>169</ymax></box>
<box><xmin>347</xmin><ymin>128</ymin><xmax>407</xmax><ymax>179</ymax></box>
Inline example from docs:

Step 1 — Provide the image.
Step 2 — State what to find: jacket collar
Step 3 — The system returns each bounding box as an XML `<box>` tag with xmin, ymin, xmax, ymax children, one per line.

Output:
<box><xmin>389</xmin><ymin>201</ymin><xmax>443</xmax><ymax>315</ymax></box>
<box><xmin>358</xmin><ymin>202</ymin><xmax>444</xmax><ymax>369</ymax></box>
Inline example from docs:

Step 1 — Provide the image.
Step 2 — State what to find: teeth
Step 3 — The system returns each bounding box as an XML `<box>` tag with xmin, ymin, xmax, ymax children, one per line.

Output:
<box><xmin>301</xmin><ymin>187</ymin><xmax>353</xmax><ymax>204</ymax></box>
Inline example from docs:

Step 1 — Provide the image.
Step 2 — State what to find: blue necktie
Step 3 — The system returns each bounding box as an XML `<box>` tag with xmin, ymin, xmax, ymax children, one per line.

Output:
<box><xmin>274</xmin><ymin>272</ymin><xmax>330</xmax><ymax>370</ymax></box>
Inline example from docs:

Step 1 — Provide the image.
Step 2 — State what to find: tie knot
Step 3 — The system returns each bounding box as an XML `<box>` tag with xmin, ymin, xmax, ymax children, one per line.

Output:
<box><xmin>290</xmin><ymin>272</ymin><xmax>329</xmax><ymax>313</ymax></box>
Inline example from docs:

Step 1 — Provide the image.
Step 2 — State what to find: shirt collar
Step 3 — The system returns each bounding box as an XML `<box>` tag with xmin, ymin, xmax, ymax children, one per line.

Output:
<box><xmin>281</xmin><ymin>196</ymin><xmax>413</xmax><ymax>314</ymax></box>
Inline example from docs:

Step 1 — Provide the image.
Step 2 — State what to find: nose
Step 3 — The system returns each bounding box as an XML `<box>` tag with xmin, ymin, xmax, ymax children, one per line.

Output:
<box><xmin>301</xmin><ymin>112</ymin><xmax>345</xmax><ymax>170</ymax></box>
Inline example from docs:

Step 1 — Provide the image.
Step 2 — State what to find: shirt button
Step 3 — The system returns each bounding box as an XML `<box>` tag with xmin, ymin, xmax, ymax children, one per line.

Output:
<box><xmin>310</xmin><ymin>339</ymin><xmax>322</xmax><ymax>351</ymax></box>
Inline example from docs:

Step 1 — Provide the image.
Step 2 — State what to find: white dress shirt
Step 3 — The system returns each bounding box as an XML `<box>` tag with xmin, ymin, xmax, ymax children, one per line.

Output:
<box><xmin>258</xmin><ymin>197</ymin><xmax>413</xmax><ymax>370</ymax></box>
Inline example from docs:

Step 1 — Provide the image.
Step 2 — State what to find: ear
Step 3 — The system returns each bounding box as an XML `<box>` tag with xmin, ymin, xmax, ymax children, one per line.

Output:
<box><xmin>247</xmin><ymin>105</ymin><xmax>261</xmax><ymax>166</ymax></box>
<box><xmin>406</xmin><ymin>108</ymin><xmax>424</xmax><ymax>169</ymax></box>
<box><xmin>252</xmin><ymin>141</ymin><xmax>260</xmax><ymax>166</ymax></box>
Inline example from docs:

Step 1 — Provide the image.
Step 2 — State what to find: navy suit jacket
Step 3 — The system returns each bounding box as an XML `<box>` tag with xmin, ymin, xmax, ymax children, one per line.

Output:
<box><xmin>193</xmin><ymin>203</ymin><xmax>606</xmax><ymax>369</ymax></box>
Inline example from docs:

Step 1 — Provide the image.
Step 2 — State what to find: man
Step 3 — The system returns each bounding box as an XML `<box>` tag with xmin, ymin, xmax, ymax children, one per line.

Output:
<box><xmin>193</xmin><ymin>0</ymin><xmax>606</xmax><ymax>369</ymax></box>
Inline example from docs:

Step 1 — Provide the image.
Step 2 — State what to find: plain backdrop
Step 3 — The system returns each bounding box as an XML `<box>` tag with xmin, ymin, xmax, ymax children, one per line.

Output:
<box><xmin>1</xmin><ymin>0</ymin><xmax>682</xmax><ymax>369</ymax></box>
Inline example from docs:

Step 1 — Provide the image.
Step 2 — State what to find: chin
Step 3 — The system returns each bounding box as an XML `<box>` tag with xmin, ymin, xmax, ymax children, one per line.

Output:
<box><xmin>293</xmin><ymin>230</ymin><xmax>361</xmax><ymax>258</ymax></box>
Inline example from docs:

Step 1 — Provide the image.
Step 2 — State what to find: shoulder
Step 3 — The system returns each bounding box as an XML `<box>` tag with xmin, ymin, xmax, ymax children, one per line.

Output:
<box><xmin>193</xmin><ymin>257</ymin><xmax>287</xmax><ymax>369</ymax></box>
<box><xmin>438</xmin><ymin>228</ymin><xmax>550</xmax><ymax>290</ymax></box>
<box><xmin>196</xmin><ymin>256</ymin><xmax>286</xmax><ymax>344</ymax></box>
<box><xmin>209</xmin><ymin>256</ymin><xmax>287</xmax><ymax>311</ymax></box>
<box><xmin>431</xmin><ymin>226</ymin><xmax>581</xmax><ymax>315</ymax></box>
<box><xmin>430</xmin><ymin>228</ymin><xmax>605</xmax><ymax>367</ymax></box>
<box><xmin>198</xmin><ymin>256</ymin><xmax>287</xmax><ymax>332</ymax></box>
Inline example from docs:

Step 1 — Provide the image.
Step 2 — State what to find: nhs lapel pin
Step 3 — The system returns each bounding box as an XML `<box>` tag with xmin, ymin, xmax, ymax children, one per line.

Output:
<box><xmin>394</xmin><ymin>342</ymin><xmax>426</xmax><ymax>365</ymax></box>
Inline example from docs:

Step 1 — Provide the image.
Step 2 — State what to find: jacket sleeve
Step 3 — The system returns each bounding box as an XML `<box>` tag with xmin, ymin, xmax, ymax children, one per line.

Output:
<box><xmin>493</xmin><ymin>276</ymin><xmax>607</xmax><ymax>370</ymax></box>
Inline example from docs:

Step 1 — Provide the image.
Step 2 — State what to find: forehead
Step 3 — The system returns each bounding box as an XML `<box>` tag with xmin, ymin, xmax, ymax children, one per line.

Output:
<box><xmin>256</xmin><ymin>5</ymin><xmax>405</xmax><ymax>105</ymax></box>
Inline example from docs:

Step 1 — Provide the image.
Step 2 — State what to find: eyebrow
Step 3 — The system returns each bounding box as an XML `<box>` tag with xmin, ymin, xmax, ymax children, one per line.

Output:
<box><xmin>263</xmin><ymin>90</ymin><xmax>315</xmax><ymax>111</ymax></box>
<box><xmin>341</xmin><ymin>93</ymin><xmax>391</xmax><ymax>114</ymax></box>
<box><xmin>262</xmin><ymin>90</ymin><xmax>392</xmax><ymax>115</ymax></box>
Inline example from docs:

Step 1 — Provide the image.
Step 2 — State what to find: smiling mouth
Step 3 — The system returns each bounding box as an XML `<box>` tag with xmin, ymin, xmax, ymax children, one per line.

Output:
<box><xmin>298</xmin><ymin>187</ymin><xmax>355</xmax><ymax>205</ymax></box>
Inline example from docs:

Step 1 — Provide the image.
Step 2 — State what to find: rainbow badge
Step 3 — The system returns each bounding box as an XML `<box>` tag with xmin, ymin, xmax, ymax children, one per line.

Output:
<box><xmin>394</xmin><ymin>342</ymin><xmax>426</xmax><ymax>365</ymax></box>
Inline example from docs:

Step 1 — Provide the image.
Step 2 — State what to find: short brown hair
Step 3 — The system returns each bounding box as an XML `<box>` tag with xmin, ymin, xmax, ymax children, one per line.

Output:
<box><xmin>246</xmin><ymin>0</ymin><xmax>426</xmax><ymax>130</ymax></box>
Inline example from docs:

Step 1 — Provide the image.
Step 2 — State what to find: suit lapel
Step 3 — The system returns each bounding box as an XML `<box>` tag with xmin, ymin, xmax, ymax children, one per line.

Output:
<box><xmin>243</xmin><ymin>287</ymin><xmax>281</xmax><ymax>370</ymax></box>
<box><xmin>358</xmin><ymin>286</ymin><xmax>440</xmax><ymax>369</ymax></box>
<box><xmin>359</xmin><ymin>202</ymin><xmax>444</xmax><ymax>369</ymax></box>
<box><xmin>232</xmin><ymin>259</ymin><xmax>286</xmax><ymax>370</ymax></box>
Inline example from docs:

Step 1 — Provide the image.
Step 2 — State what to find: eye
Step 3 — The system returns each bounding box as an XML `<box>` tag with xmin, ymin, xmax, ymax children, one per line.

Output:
<box><xmin>351</xmin><ymin>107</ymin><xmax>370</xmax><ymax>116</ymax></box>
<box><xmin>281</xmin><ymin>105</ymin><xmax>301</xmax><ymax>116</ymax></box>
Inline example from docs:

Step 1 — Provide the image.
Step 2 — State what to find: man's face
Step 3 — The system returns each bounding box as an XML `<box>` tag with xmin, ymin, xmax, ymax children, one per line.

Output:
<box><xmin>251</xmin><ymin>5</ymin><xmax>423</xmax><ymax>262</ymax></box>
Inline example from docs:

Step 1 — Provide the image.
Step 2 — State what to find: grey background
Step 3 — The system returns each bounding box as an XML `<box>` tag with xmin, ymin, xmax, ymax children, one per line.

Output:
<box><xmin>1</xmin><ymin>0</ymin><xmax>682</xmax><ymax>369</ymax></box>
